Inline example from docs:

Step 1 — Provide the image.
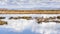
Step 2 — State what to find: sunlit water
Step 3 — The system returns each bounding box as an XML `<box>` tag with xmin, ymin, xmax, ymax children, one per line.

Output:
<box><xmin>0</xmin><ymin>14</ymin><xmax>60</xmax><ymax>34</ymax></box>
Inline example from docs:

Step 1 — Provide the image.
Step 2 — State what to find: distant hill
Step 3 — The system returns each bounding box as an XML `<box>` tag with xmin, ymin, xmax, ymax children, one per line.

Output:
<box><xmin>0</xmin><ymin>8</ymin><xmax>8</xmax><ymax>10</ymax></box>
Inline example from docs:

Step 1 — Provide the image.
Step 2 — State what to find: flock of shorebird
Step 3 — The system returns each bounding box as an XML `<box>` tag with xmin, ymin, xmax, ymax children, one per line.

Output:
<box><xmin>0</xmin><ymin>16</ymin><xmax>60</xmax><ymax>25</ymax></box>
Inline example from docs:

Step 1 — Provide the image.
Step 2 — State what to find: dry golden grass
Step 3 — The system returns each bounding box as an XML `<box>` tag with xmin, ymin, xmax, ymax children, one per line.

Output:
<box><xmin>0</xmin><ymin>10</ymin><xmax>60</xmax><ymax>14</ymax></box>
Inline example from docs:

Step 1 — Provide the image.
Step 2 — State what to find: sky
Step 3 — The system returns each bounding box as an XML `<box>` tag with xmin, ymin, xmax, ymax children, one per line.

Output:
<box><xmin>0</xmin><ymin>0</ymin><xmax>60</xmax><ymax>10</ymax></box>
<box><xmin>0</xmin><ymin>14</ymin><xmax>60</xmax><ymax>34</ymax></box>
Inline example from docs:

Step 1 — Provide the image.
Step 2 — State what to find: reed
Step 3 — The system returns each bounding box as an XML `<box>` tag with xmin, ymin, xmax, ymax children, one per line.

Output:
<box><xmin>0</xmin><ymin>10</ymin><xmax>60</xmax><ymax>14</ymax></box>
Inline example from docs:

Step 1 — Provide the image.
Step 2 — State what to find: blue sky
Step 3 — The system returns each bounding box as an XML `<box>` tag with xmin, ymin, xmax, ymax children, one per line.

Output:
<box><xmin>0</xmin><ymin>0</ymin><xmax>60</xmax><ymax>10</ymax></box>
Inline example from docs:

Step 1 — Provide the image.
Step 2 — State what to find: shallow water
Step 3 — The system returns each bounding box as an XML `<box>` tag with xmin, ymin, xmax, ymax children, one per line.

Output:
<box><xmin>0</xmin><ymin>14</ymin><xmax>60</xmax><ymax>34</ymax></box>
